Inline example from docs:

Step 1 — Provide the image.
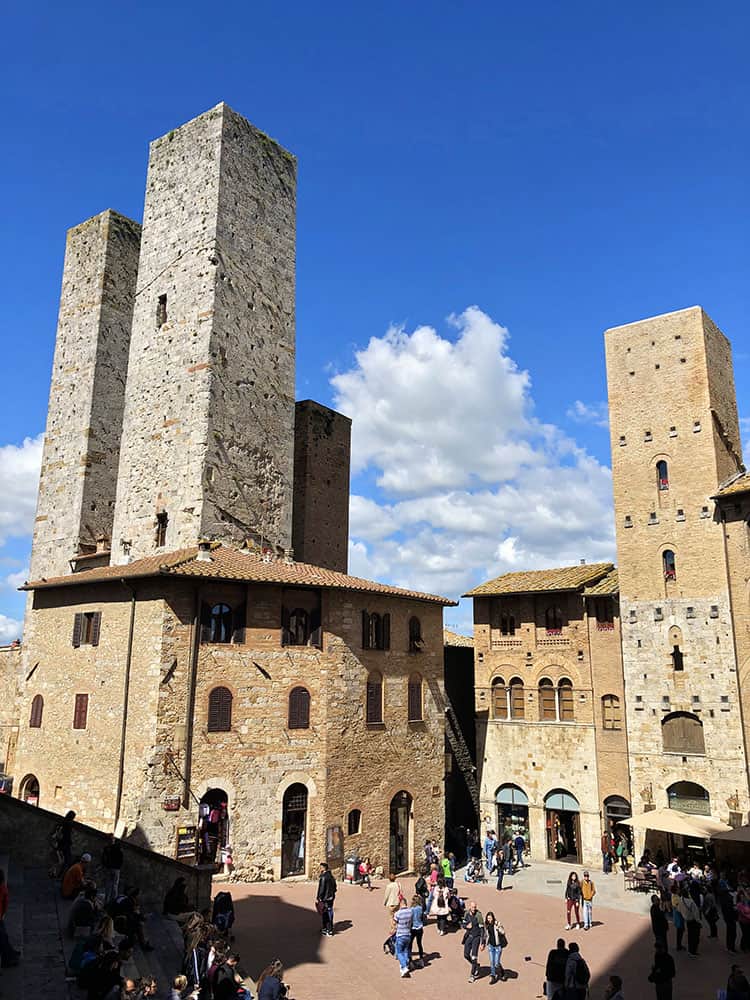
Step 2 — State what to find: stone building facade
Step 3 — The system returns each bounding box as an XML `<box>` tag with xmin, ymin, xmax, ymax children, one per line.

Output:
<box><xmin>604</xmin><ymin>307</ymin><xmax>750</xmax><ymax>844</ymax></box>
<box><xmin>0</xmin><ymin>643</ymin><xmax>22</xmax><ymax>782</ymax></box>
<box><xmin>466</xmin><ymin>563</ymin><xmax>629</xmax><ymax>867</ymax></box>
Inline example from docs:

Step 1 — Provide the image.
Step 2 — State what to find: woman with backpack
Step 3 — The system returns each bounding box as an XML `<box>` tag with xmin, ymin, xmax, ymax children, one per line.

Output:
<box><xmin>564</xmin><ymin>872</ymin><xmax>582</xmax><ymax>930</ymax></box>
<box><xmin>430</xmin><ymin>881</ymin><xmax>450</xmax><ymax>935</ymax></box>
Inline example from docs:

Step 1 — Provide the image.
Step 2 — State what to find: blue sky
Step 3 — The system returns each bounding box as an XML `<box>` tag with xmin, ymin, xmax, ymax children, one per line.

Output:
<box><xmin>1</xmin><ymin>2</ymin><xmax>748</xmax><ymax>635</ymax></box>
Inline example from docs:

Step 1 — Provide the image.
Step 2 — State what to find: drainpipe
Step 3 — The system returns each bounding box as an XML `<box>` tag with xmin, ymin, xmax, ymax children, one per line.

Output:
<box><xmin>182</xmin><ymin>585</ymin><xmax>202</xmax><ymax>808</ymax></box>
<box><xmin>114</xmin><ymin>580</ymin><xmax>137</xmax><ymax>829</ymax></box>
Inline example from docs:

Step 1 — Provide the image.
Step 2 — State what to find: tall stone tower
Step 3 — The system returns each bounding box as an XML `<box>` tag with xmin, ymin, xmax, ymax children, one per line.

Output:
<box><xmin>292</xmin><ymin>400</ymin><xmax>351</xmax><ymax>572</ymax></box>
<box><xmin>111</xmin><ymin>104</ymin><xmax>296</xmax><ymax>562</ymax></box>
<box><xmin>605</xmin><ymin>306</ymin><xmax>749</xmax><ymax>830</ymax></box>
<box><xmin>30</xmin><ymin>210</ymin><xmax>140</xmax><ymax>580</ymax></box>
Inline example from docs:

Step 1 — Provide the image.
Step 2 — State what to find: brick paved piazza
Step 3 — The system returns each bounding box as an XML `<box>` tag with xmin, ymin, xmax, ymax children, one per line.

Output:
<box><xmin>231</xmin><ymin>867</ymin><xmax>734</xmax><ymax>999</ymax></box>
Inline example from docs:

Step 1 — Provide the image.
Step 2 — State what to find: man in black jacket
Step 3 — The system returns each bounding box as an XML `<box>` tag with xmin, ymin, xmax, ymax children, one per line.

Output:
<box><xmin>647</xmin><ymin>941</ymin><xmax>676</xmax><ymax>999</ymax></box>
<box><xmin>101</xmin><ymin>833</ymin><xmax>124</xmax><ymax>904</ymax></box>
<box><xmin>316</xmin><ymin>863</ymin><xmax>337</xmax><ymax>937</ymax></box>
<box><xmin>544</xmin><ymin>938</ymin><xmax>568</xmax><ymax>999</ymax></box>
<box><xmin>650</xmin><ymin>894</ymin><xmax>669</xmax><ymax>951</ymax></box>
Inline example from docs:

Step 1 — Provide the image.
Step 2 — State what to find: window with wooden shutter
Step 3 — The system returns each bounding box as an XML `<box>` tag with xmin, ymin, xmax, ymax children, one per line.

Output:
<box><xmin>408</xmin><ymin>616</ymin><xmax>423</xmax><ymax>653</ymax></box>
<box><xmin>72</xmin><ymin>613</ymin><xmax>83</xmax><ymax>648</ymax></box>
<box><xmin>207</xmin><ymin>687</ymin><xmax>232</xmax><ymax>732</ymax></box>
<box><xmin>492</xmin><ymin>678</ymin><xmax>508</xmax><ymax>720</ymax></box>
<box><xmin>73</xmin><ymin>693</ymin><xmax>89</xmax><ymax>730</ymax></box>
<box><xmin>29</xmin><ymin>694</ymin><xmax>43</xmax><ymax>729</ymax></box>
<box><xmin>366</xmin><ymin>671</ymin><xmax>383</xmax><ymax>724</ymax></box>
<box><xmin>361</xmin><ymin>609</ymin><xmax>370</xmax><ymax>649</ymax></box>
<box><xmin>602</xmin><ymin>694</ymin><xmax>621</xmax><ymax>730</ymax></box>
<box><xmin>381</xmin><ymin>613</ymin><xmax>390</xmax><ymax>650</ymax></box>
<box><xmin>407</xmin><ymin>673</ymin><xmax>423</xmax><ymax>721</ymax></box>
<box><xmin>539</xmin><ymin>679</ymin><xmax>556</xmax><ymax>721</ymax></box>
<box><xmin>557</xmin><ymin>679</ymin><xmax>574</xmax><ymax>722</ymax></box>
<box><xmin>288</xmin><ymin>686</ymin><xmax>311</xmax><ymax>729</ymax></box>
<box><xmin>232</xmin><ymin>599</ymin><xmax>246</xmax><ymax>644</ymax></box>
<box><xmin>309</xmin><ymin>605</ymin><xmax>322</xmax><ymax>649</ymax></box>
<box><xmin>509</xmin><ymin>678</ymin><xmax>525</xmax><ymax>719</ymax></box>
<box><xmin>90</xmin><ymin>612</ymin><xmax>101</xmax><ymax>647</ymax></box>
<box><xmin>662</xmin><ymin>712</ymin><xmax>705</xmax><ymax>754</ymax></box>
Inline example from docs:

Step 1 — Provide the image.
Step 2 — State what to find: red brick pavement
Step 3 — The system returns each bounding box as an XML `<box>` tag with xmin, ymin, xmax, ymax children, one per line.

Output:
<box><xmin>230</xmin><ymin>878</ymin><xmax>732</xmax><ymax>999</ymax></box>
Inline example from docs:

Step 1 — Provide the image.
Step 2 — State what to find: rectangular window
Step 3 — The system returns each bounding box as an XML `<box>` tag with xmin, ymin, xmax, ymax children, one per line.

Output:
<box><xmin>155</xmin><ymin>511</ymin><xmax>168</xmax><ymax>548</ymax></box>
<box><xmin>73</xmin><ymin>693</ymin><xmax>89</xmax><ymax>730</ymax></box>
<box><xmin>156</xmin><ymin>293</ymin><xmax>167</xmax><ymax>327</ymax></box>
<box><xmin>72</xmin><ymin>611</ymin><xmax>101</xmax><ymax>648</ymax></box>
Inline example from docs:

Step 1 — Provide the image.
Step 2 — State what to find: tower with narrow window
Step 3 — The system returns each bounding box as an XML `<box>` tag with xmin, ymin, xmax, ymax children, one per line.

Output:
<box><xmin>111</xmin><ymin>103</ymin><xmax>297</xmax><ymax>561</ymax></box>
<box><xmin>605</xmin><ymin>306</ymin><xmax>749</xmax><ymax>833</ymax></box>
<box><xmin>30</xmin><ymin>210</ymin><xmax>141</xmax><ymax>580</ymax></box>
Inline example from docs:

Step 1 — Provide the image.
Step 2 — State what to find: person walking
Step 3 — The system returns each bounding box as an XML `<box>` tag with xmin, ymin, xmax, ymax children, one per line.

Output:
<box><xmin>484</xmin><ymin>831</ymin><xmax>496</xmax><ymax>873</ymax></box>
<box><xmin>429</xmin><ymin>882</ymin><xmax>450</xmax><ymax>935</ymax></box>
<box><xmin>58</xmin><ymin>809</ymin><xmax>76</xmax><ymax>873</ymax></box>
<box><xmin>581</xmin><ymin>871</ymin><xmax>596</xmax><ymax>930</ymax></box>
<box><xmin>415</xmin><ymin>870</ymin><xmax>429</xmax><ymax>915</ymax></box>
<box><xmin>721</xmin><ymin>884</ymin><xmax>739</xmax><ymax>953</ymax></box>
<box><xmin>564</xmin><ymin>941</ymin><xmax>590</xmax><ymax>999</ymax></box>
<box><xmin>501</xmin><ymin>837</ymin><xmax>513</xmax><ymax>876</ymax></box>
<box><xmin>383</xmin><ymin>873</ymin><xmax>402</xmax><ymax>920</ymax></box>
<box><xmin>409</xmin><ymin>894</ymin><xmax>425</xmax><ymax>968</ymax></box>
<box><xmin>647</xmin><ymin>941</ymin><xmax>675</xmax><ymax>1000</ymax></box>
<box><xmin>101</xmin><ymin>834</ymin><xmax>124</xmax><ymax>906</ymax></box>
<box><xmin>701</xmin><ymin>884</ymin><xmax>719</xmax><ymax>939</ymax></box>
<box><xmin>316</xmin><ymin>862</ymin><xmax>337</xmax><ymax>937</ymax></box>
<box><xmin>441</xmin><ymin>853</ymin><xmax>454</xmax><ymax>888</ymax></box>
<box><xmin>514</xmin><ymin>830</ymin><xmax>526</xmax><ymax>870</ymax></box>
<box><xmin>671</xmin><ymin>887</ymin><xmax>685</xmax><ymax>952</ymax></box>
<box><xmin>495</xmin><ymin>840</ymin><xmax>506</xmax><ymax>892</ymax></box>
<box><xmin>737</xmin><ymin>890</ymin><xmax>750</xmax><ymax>952</ymax></box>
<box><xmin>481</xmin><ymin>910</ymin><xmax>506</xmax><ymax>984</ymax></box>
<box><xmin>461</xmin><ymin>900</ymin><xmax>484</xmax><ymax>983</ymax></box>
<box><xmin>565</xmin><ymin>872</ymin><xmax>582</xmax><ymax>929</ymax></box>
<box><xmin>544</xmin><ymin>938</ymin><xmax>568</xmax><ymax>999</ymax></box>
<box><xmin>601</xmin><ymin>830</ymin><xmax>612</xmax><ymax>874</ymax></box>
<box><xmin>393</xmin><ymin>898</ymin><xmax>413</xmax><ymax>978</ymax></box>
<box><xmin>679</xmin><ymin>888</ymin><xmax>701</xmax><ymax>956</ymax></box>
<box><xmin>650</xmin><ymin>894</ymin><xmax>669</xmax><ymax>951</ymax></box>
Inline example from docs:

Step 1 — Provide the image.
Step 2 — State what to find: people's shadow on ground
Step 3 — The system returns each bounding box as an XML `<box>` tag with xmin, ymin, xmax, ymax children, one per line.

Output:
<box><xmin>333</xmin><ymin>919</ymin><xmax>353</xmax><ymax>934</ymax></box>
<box><xmin>232</xmin><ymin>893</ymin><xmax>325</xmax><ymax>979</ymax></box>
<box><xmin>502</xmin><ymin>968</ymin><xmax>519</xmax><ymax>980</ymax></box>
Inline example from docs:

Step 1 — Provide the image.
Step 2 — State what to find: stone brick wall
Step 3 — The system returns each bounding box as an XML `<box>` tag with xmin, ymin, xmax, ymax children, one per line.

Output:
<box><xmin>292</xmin><ymin>400</ymin><xmax>351</xmax><ymax>573</ymax></box>
<box><xmin>30</xmin><ymin>210</ymin><xmax>140</xmax><ymax>580</ymax></box>
<box><xmin>111</xmin><ymin>104</ymin><xmax>296</xmax><ymax>562</ymax></box>
<box><xmin>0</xmin><ymin>644</ymin><xmax>22</xmax><ymax>777</ymax></box>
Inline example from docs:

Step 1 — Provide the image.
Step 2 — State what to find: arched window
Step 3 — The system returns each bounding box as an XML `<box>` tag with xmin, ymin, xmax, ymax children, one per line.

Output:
<box><xmin>656</xmin><ymin>459</ymin><xmax>669</xmax><ymax>491</ymax></box>
<box><xmin>662</xmin><ymin>712</ymin><xmax>705</xmax><ymax>755</ymax></box>
<box><xmin>509</xmin><ymin>677</ymin><xmax>525</xmax><ymax>719</ymax></box>
<box><xmin>663</xmin><ymin>549</ymin><xmax>676</xmax><ymax>581</ymax></box>
<box><xmin>361</xmin><ymin>611</ymin><xmax>390</xmax><ymax>651</ymax></box>
<box><xmin>29</xmin><ymin>694</ymin><xmax>43</xmax><ymax>729</ymax></box>
<box><xmin>407</xmin><ymin>673</ymin><xmax>423</xmax><ymax>722</ymax></box>
<box><xmin>207</xmin><ymin>686</ymin><xmax>232</xmax><ymax>732</ymax></box>
<box><xmin>491</xmin><ymin>677</ymin><xmax>508</xmax><ymax>720</ymax></box>
<box><xmin>288</xmin><ymin>686</ymin><xmax>311</xmax><ymax>729</ymax></box>
<box><xmin>408</xmin><ymin>616</ymin><xmax>423</xmax><ymax>653</ymax></box>
<box><xmin>208</xmin><ymin>603</ymin><xmax>233</xmax><ymax>643</ymax></box>
<box><xmin>366</xmin><ymin>670</ymin><xmax>383</xmax><ymax>724</ymax></box>
<box><xmin>667</xmin><ymin>781</ymin><xmax>710</xmax><ymax>815</ymax></box>
<box><xmin>545</xmin><ymin>607</ymin><xmax>563</xmax><ymax>633</ymax></box>
<box><xmin>601</xmin><ymin>694</ymin><xmax>621</xmax><ymax>730</ymax></box>
<box><xmin>539</xmin><ymin>679</ymin><xmax>556</xmax><ymax>721</ymax></box>
<box><xmin>347</xmin><ymin>808</ymin><xmax>362</xmax><ymax>835</ymax></box>
<box><xmin>557</xmin><ymin>678</ymin><xmax>574</xmax><ymax>722</ymax></box>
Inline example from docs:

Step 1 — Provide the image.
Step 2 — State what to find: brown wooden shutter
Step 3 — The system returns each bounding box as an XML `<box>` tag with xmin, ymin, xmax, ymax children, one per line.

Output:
<box><xmin>558</xmin><ymin>682</ymin><xmax>574</xmax><ymax>722</ymax></box>
<box><xmin>361</xmin><ymin>610</ymin><xmax>370</xmax><ymax>650</ymax></box>
<box><xmin>382</xmin><ymin>613</ymin><xmax>390</xmax><ymax>650</ymax></box>
<box><xmin>310</xmin><ymin>605</ymin><xmax>322</xmax><ymax>649</ymax></box>
<box><xmin>73</xmin><ymin>693</ymin><xmax>89</xmax><ymax>730</ymax></box>
<box><xmin>408</xmin><ymin>676</ymin><xmax>423</xmax><ymax>721</ymax></box>
<box><xmin>72</xmin><ymin>613</ymin><xmax>83</xmax><ymax>648</ymax></box>
<box><xmin>29</xmin><ymin>694</ymin><xmax>43</xmax><ymax>728</ymax></box>
<box><xmin>288</xmin><ymin>687</ymin><xmax>310</xmax><ymax>729</ymax></box>
<box><xmin>207</xmin><ymin>687</ymin><xmax>232</xmax><ymax>732</ymax></box>
<box><xmin>200</xmin><ymin>602</ymin><xmax>212</xmax><ymax>644</ymax></box>
<box><xmin>232</xmin><ymin>600</ymin><xmax>246</xmax><ymax>644</ymax></box>
<box><xmin>540</xmin><ymin>682</ymin><xmax>556</xmax><ymax>720</ymax></box>
<box><xmin>366</xmin><ymin>675</ymin><xmax>382</xmax><ymax>724</ymax></box>
<box><xmin>90</xmin><ymin>612</ymin><xmax>102</xmax><ymax>647</ymax></box>
<box><xmin>281</xmin><ymin>605</ymin><xmax>291</xmax><ymax>647</ymax></box>
<box><xmin>492</xmin><ymin>679</ymin><xmax>507</xmax><ymax>720</ymax></box>
<box><xmin>510</xmin><ymin>680</ymin><xmax>525</xmax><ymax>719</ymax></box>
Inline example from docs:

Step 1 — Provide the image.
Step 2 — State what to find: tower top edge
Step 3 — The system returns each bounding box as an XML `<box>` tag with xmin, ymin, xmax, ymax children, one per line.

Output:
<box><xmin>149</xmin><ymin>102</ymin><xmax>296</xmax><ymax>161</ymax></box>
<box><xmin>604</xmin><ymin>305</ymin><xmax>705</xmax><ymax>336</ymax></box>
<box><xmin>66</xmin><ymin>209</ymin><xmax>141</xmax><ymax>239</ymax></box>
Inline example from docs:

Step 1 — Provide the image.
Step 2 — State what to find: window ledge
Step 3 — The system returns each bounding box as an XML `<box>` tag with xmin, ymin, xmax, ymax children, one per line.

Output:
<box><xmin>365</xmin><ymin>721</ymin><xmax>386</xmax><ymax>730</ymax></box>
<box><xmin>408</xmin><ymin>718</ymin><xmax>426</xmax><ymax>726</ymax></box>
<box><xmin>662</xmin><ymin>750</ymin><xmax>706</xmax><ymax>757</ymax></box>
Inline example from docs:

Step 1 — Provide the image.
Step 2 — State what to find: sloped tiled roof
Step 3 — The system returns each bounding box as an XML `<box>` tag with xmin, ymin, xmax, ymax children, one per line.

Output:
<box><xmin>23</xmin><ymin>544</ymin><xmax>457</xmax><ymax>606</ymax></box>
<box><xmin>582</xmin><ymin>568</ymin><xmax>619</xmax><ymax>596</ymax></box>
<box><xmin>712</xmin><ymin>471</ymin><xmax>750</xmax><ymax>500</ymax></box>
<box><xmin>463</xmin><ymin>562</ymin><xmax>614</xmax><ymax>598</ymax></box>
<box><xmin>444</xmin><ymin>629</ymin><xmax>474</xmax><ymax>647</ymax></box>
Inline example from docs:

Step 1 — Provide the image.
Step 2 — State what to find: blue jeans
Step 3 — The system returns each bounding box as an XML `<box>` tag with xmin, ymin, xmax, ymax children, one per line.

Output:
<box><xmin>395</xmin><ymin>934</ymin><xmax>411</xmax><ymax>971</ymax></box>
<box><xmin>516</xmin><ymin>846</ymin><xmax>524</xmax><ymax>868</ymax></box>
<box><xmin>583</xmin><ymin>900</ymin><xmax>593</xmax><ymax>929</ymax></box>
<box><xmin>487</xmin><ymin>943</ymin><xmax>503</xmax><ymax>976</ymax></box>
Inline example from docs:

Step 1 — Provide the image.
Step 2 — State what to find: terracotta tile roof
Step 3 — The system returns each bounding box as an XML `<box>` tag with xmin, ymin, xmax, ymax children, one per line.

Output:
<box><xmin>444</xmin><ymin>629</ymin><xmax>474</xmax><ymax>647</ymax></box>
<box><xmin>23</xmin><ymin>544</ymin><xmax>456</xmax><ymax>606</ymax></box>
<box><xmin>463</xmin><ymin>562</ymin><xmax>614</xmax><ymax>598</ymax></box>
<box><xmin>712</xmin><ymin>471</ymin><xmax>750</xmax><ymax>500</ymax></box>
<box><xmin>582</xmin><ymin>568</ymin><xmax>619</xmax><ymax>596</ymax></box>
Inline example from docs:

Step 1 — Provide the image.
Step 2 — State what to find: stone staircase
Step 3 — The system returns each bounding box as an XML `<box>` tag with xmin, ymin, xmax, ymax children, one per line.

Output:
<box><xmin>444</xmin><ymin>699</ymin><xmax>480</xmax><ymax>818</ymax></box>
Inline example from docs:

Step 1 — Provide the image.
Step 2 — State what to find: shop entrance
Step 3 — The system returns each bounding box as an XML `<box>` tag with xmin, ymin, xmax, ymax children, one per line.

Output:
<box><xmin>389</xmin><ymin>790</ymin><xmax>412</xmax><ymax>874</ymax></box>
<box><xmin>604</xmin><ymin>794</ymin><xmax>632</xmax><ymax>859</ymax></box>
<box><xmin>496</xmin><ymin>784</ymin><xmax>530</xmax><ymax>848</ymax></box>
<box><xmin>198</xmin><ymin>788</ymin><xmax>229</xmax><ymax>865</ymax></box>
<box><xmin>545</xmin><ymin>789</ymin><xmax>581</xmax><ymax>862</ymax></box>
<box><xmin>281</xmin><ymin>783</ymin><xmax>308</xmax><ymax>878</ymax></box>
<box><xmin>19</xmin><ymin>774</ymin><xmax>39</xmax><ymax>806</ymax></box>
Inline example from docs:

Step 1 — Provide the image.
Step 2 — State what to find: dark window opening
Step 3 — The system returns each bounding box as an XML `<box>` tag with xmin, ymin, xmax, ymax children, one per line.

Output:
<box><xmin>500</xmin><ymin>613</ymin><xmax>516</xmax><ymax>636</ymax></box>
<box><xmin>656</xmin><ymin>459</ymin><xmax>669</xmax><ymax>490</ymax></box>
<box><xmin>207</xmin><ymin>686</ymin><xmax>232</xmax><ymax>732</ymax></box>
<box><xmin>156</xmin><ymin>294</ymin><xmax>167</xmax><ymax>327</ymax></box>
<box><xmin>366</xmin><ymin>671</ymin><xmax>383</xmax><ymax>724</ymax></box>
<box><xmin>545</xmin><ymin>606</ymin><xmax>564</xmax><ymax>634</ymax></box>
<box><xmin>361</xmin><ymin>610</ymin><xmax>390</xmax><ymax>651</ymax></box>
<box><xmin>288</xmin><ymin>686</ymin><xmax>311</xmax><ymax>729</ymax></box>
<box><xmin>408</xmin><ymin>673</ymin><xmax>423</xmax><ymax>721</ymax></box>
<box><xmin>203</xmin><ymin>603</ymin><xmax>233</xmax><ymax>644</ymax></box>
<box><xmin>73</xmin><ymin>693</ymin><xmax>89</xmax><ymax>730</ymax></box>
<box><xmin>72</xmin><ymin>611</ymin><xmax>101</xmax><ymax>648</ymax></box>
<box><xmin>408</xmin><ymin>616</ymin><xmax>423</xmax><ymax>653</ymax></box>
<box><xmin>282</xmin><ymin>590</ymin><xmax>321</xmax><ymax>648</ymax></box>
<box><xmin>671</xmin><ymin>644</ymin><xmax>684</xmax><ymax>671</ymax></box>
<box><xmin>595</xmin><ymin>599</ymin><xmax>614</xmax><ymax>630</ymax></box>
<box><xmin>663</xmin><ymin>549</ymin><xmax>676</xmax><ymax>581</ymax></box>
<box><xmin>347</xmin><ymin>809</ymin><xmax>362</xmax><ymax>836</ymax></box>
<box><xmin>155</xmin><ymin>511</ymin><xmax>168</xmax><ymax>548</ymax></box>
<box><xmin>29</xmin><ymin>694</ymin><xmax>43</xmax><ymax>729</ymax></box>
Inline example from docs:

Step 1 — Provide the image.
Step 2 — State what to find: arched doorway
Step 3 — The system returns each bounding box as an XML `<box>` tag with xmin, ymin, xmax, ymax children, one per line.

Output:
<box><xmin>389</xmin><ymin>791</ymin><xmax>412</xmax><ymax>874</ymax></box>
<box><xmin>19</xmin><ymin>774</ymin><xmax>39</xmax><ymax>806</ymax></box>
<box><xmin>496</xmin><ymin>784</ymin><xmax>530</xmax><ymax>847</ymax></box>
<box><xmin>545</xmin><ymin>789</ymin><xmax>581</xmax><ymax>862</ymax></box>
<box><xmin>281</xmin><ymin>783</ymin><xmax>308</xmax><ymax>878</ymax></box>
<box><xmin>604</xmin><ymin>794</ymin><xmax>632</xmax><ymax>856</ymax></box>
<box><xmin>667</xmin><ymin>781</ymin><xmax>710</xmax><ymax>816</ymax></box>
<box><xmin>198</xmin><ymin>787</ymin><xmax>229</xmax><ymax>864</ymax></box>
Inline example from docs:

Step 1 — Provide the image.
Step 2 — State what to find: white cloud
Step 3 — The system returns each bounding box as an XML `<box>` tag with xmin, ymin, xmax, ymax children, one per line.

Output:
<box><xmin>1</xmin><ymin>568</ymin><xmax>28</xmax><ymax>590</ymax></box>
<box><xmin>0</xmin><ymin>434</ymin><xmax>43</xmax><ymax>545</ymax></box>
<box><xmin>740</xmin><ymin>416</ymin><xmax>750</xmax><ymax>457</ymax></box>
<box><xmin>567</xmin><ymin>400</ymin><xmax>610</xmax><ymax>429</ymax></box>
<box><xmin>0</xmin><ymin>613</ymin><xmax>22</xmax><ymax>643</ymax></box>
<box><xmin>334</xmin><ymin>307</ymin><xmax>616</xmax><ymax>599</ymax></box>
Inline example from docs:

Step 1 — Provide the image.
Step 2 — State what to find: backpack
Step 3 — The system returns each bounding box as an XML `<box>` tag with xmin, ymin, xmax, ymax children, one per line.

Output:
<box><xmin>575</xmin><ymin>957</ymin><xmax>591</xmax><ymax>986</ymax></box>
<box><xmin>415</xmin><ymin>876</ymin><xmax>427</xmax><ymax>896</ymax></box>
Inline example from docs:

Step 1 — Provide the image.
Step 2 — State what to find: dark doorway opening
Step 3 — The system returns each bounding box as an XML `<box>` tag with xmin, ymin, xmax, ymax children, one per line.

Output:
<box><xmin>281</xmin><ymin>783</ymin><xmax>308</xmax><ymax>878</ymax></box>
<box><xmin>389</xmin><ymin>790</ymin><xmax>412</xmax><ymax>874</ymax></box>
<box><xmin>545</xmin><ymin>790</ymin><xmax>581</xmax><ymax>862</ymax></box>
<box><xmin>198</xmin><ymin>787</ymin><xmax>229</xmax><ymax>865</ymax></box>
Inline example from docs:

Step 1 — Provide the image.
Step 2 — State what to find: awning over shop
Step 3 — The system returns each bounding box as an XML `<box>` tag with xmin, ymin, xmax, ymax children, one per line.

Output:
<box><xmin>712</xmin><ymin>825</ymin><xmax>750</xmax><ymax>843</ymax></box>
<box><xmin>621</xmin><ymin>807</ymin><xmax>730</xmax><ymax>839</ymax></box>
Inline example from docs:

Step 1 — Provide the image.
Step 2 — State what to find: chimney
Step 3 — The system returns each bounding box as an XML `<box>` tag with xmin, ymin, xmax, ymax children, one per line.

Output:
<box><xmin>580</xmin><ymin>558</ymin><xmax>586</xmax><ymax>565</ymax></box>
<box><xmin>196</xmin><ymin>539</ymin><xmax>213</xmax><ymax>563</ymax></box>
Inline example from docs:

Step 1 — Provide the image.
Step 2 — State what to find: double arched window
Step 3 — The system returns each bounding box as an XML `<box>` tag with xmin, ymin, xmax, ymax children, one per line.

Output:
<box><xmin>408</xmin><ymin>673</ymin><xmax>423</xmax><ymax>721</ymax></box>
<box><xmin>538</xmin><ymin>678</ymin><xmax>575</xmax><ymax>722</ymax></box>
<box><xmin>288</xmin><ymin>686</ymin><xmax>311</xmax><ymax>729</ymax></box>
<box><xmin>362</xmin><ymin>611</ymin><xmax>390</xmax><ymax>651</ymax></box>
<box><xmin>366</xmin><ymin>670</ymin><xmax>383</xmax><ymax>724</ymax></box>
<box><xmin>207</xmin><ymin>686</ymin><xmax>232</xmax><ymax>732</ymax></box>
<box><xmin>201</xmin><ymin>601</ymin><xmax>245</xmax><ymax>644</ymax></box>
<box><xmin>29</xmin><ymin>694</ymin><xmax>43</xmax><ymax>729</ymax></box>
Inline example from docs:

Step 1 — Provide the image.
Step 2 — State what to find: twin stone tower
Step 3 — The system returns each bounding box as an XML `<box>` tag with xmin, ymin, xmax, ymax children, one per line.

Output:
<box><xmin>31</xmin><ymin>103</ymin><xmax>351</xmax><ymax>584</ymax></box>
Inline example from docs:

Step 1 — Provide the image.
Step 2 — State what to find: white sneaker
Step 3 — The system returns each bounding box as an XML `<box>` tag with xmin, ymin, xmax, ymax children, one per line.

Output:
<box><xmin>565</xmin><ymin>924</ymin><xmax>571</xmax><ymax>930</ymax></box>
<box><xmin>401</xmin><ymin>968</ymin><xmax>409</xmax><ymax>977</ymax></box>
